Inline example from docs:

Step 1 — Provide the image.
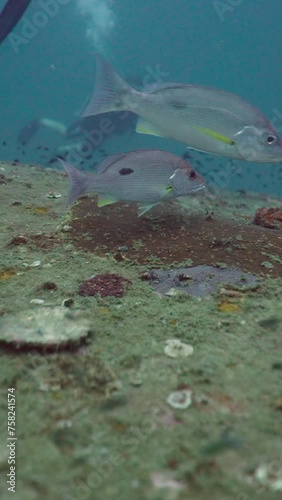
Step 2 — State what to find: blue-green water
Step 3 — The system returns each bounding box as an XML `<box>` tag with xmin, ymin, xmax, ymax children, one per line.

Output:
<box><xmin>1</xmin><ymin>0</ymin><xmax>282</xmax><ymax>194</ymax></box>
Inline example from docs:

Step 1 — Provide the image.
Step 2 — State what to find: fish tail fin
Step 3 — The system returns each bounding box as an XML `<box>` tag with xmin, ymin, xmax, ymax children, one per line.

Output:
<box><xmin>82</xmin><ymin>54</ymin><xmax>133</xmax><ymax>117</ymax></box>
<box><xmin>59</xmin><ymin>159</ymin><xmax>91</xmax><ymax>206</ymax></box>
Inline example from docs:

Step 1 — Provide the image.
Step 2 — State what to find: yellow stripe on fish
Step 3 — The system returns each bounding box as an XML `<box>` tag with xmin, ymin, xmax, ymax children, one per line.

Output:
<box><xmin>191</xmin><ymin>126</ymin><xmax>235</xmax><ymax>145</ymax></box>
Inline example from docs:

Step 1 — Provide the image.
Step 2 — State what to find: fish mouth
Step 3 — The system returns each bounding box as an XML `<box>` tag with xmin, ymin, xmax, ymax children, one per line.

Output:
<box><xmin>191</xmin><ymin>183</ymin><xmax>205</xmax><ymax>193</ymax></box>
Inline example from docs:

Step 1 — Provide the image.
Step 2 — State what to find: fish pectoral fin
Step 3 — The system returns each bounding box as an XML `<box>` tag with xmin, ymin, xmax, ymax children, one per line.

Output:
<box><xmin>135</xmin><ymin>117</ymin><xmax>165</xmax><ymax>137</ymax></box>
<box><xmin>137</xmin><ymin>203</ymin><xmax>158</xmax><ymax>217</ymax></box>
<box><xmin>192</xmin><ymin>126</ymin><xmax>235</xmax><ymax>145</ymax></box>
<box><xmin>97</xmin><ymin>194</ymin><xmax>118</xmax><ymax>207</ymax></box>
<box><xmin>159</xmin><ymin>185</ymin><xmax>173</xmax><ymax>200</ymax></box>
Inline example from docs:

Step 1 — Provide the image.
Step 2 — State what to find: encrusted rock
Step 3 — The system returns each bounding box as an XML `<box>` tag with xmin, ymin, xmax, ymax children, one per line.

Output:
<box><xmin>0</xmin><ymin>307</ymin><xmax>92</xmax><ymax>347</ymax></box>
<box><xmin>143</xmin><ymin>265</ymin><xmax>259</xmax><ymax>297</ymax></box>
<box><xmin>254</xmin><ymin>207</ymin><xmax>282</xmax><ymax>230</ymax></box>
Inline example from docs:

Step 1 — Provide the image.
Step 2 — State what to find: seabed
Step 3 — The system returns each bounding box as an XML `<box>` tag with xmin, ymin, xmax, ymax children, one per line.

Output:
<box><xmin>0</xmin><ymin>161</ymin><xmax>282</xmax><ymax>500</ymax></box>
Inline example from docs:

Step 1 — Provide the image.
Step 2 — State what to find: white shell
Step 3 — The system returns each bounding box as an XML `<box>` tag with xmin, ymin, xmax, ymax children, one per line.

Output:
<box><xmin>166</xmin><ymin>389</ymin><xmax>192</xmax><ymax>409</ymax></box>
<box><xmin>164</xmin><ymin>339</ymin><xmax>194</xmax><ymax>358</ymax></box>
<box><xmin>47</xmin><ymin>191</ymin><xmax>61</xmax><ymax>199</ymax></box>
<box><xmin>254</xmin><ymin>464</ymin><xmax>282</xmax><ymax>492</ymax></box>
<box><xmin>29</xmin><ymin>260</ymin><xmax>41</xmax><ymax>267</ymax></box>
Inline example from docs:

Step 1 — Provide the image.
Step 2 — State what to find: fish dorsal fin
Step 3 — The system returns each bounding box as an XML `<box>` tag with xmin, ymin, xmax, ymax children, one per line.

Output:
<box><xmin>96</xmin><ymin>153</ymin><xmax>126</xmax><ymax>173</ymax></box>
<box><xmin>136</xmin><ymin>117</ymin><xmax>165</xmax><ymax>137</ymax></box>
<box><xmin>97</xmin><ymin>194</ymin><xmax>117</xmax><ymax>207</ymax></box>
<box><xmin>116</xmin><ymin>148</ymin><xmax>163</xmax><ymax>157</ymax></box>
<box><xmin>98</xmin><ymin>150</ymin><xmax>166</xmax><ymax>172</ymax></box>
<box><xmin>137</xmin><ymin>203</ymin><xmax>158</xmax><ymax>217</ymax></box>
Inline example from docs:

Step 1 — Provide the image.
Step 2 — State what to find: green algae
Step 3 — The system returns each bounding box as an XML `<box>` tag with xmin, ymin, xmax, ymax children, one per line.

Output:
<box><xmin>0</xmin><ymin>163</ymin><xmax>282</xmax><ymax>499</ymax></box>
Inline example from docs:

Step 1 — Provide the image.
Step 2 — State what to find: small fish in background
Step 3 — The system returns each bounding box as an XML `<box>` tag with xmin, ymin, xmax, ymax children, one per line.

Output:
<box><xmin>16</xmin><ymin>73</ymin><xmax>141</xmax><ymax>154</ymax></box>
<box><xmin>60</xmin><ymin>149</ymin><xmax>205</xmax><ymax>216</ymax></box>
<box><xmin>66</xmin><ymin>112</ymin><xmax>137</xmax><ymax>139</ymax></box>
<box><xmin>83</xmin><ymin>54</ymin><xmax>282</xmax><ymax>163</ymax></box>
<box><xmin>15</xmin><ymin>73</ymin><xmax>142</xmax><ymax>166</ymax></box>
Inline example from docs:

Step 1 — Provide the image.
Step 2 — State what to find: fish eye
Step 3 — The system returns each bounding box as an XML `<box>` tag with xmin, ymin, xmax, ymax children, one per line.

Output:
<box><xmin>263</xmin><ymin>134</ymin><xmax>277</xmax><ymax>146</ymax></box>
<box><xmin>189</xmin><ymin>170</ymin><xmax>197</xmax><ymax>180</ymax></box>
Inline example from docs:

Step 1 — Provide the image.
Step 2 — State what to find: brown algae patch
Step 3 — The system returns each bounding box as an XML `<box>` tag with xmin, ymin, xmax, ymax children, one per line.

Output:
<box><xmin>78</xmin><ymin>273</ymin><xmax>131</xmax><ymax>298</ymax></box>
<box><xmin>69</xmin><ymin>196</ymin><xmax>282</xmax><ymax>276</ymax></box>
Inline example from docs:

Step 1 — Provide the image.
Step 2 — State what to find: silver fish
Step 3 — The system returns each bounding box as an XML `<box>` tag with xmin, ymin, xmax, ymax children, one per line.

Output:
<box><xmin>60</xmin><ymin>149</ymin><xmax>205</xmax><ymax>216</ymax></box>
<box><xmin>82</xmin><ymin>55</ymin><xmax>282</xmax><ymax>163</ymax></box>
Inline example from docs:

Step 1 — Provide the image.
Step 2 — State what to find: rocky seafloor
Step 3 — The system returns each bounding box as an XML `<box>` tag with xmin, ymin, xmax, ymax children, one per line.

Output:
<box><xmin>0</xmin><ymin>161</ymin><xmax>282</xmax><ymax>500</ymax></box>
